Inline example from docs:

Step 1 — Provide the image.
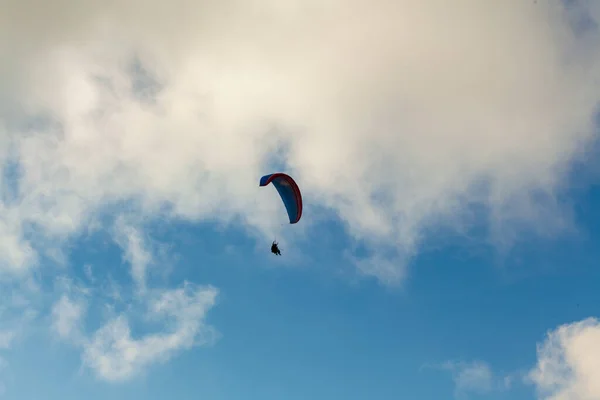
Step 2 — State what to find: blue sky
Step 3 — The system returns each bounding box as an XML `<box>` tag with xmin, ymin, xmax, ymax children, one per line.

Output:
<box><xmin>4</xmin><ymin>171</ymin><xmax>600</xmax><ymax>400</ymax></box>
<box><xmin>2</xmin><ymin>1</ymin><xmax>600</xmax><ymax>399</ymax></box>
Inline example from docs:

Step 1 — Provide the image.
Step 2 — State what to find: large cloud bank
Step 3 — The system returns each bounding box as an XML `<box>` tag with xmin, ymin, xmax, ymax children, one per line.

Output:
<box><xmin>1</xmin><ymin>0</ymin><xmax>599</xmax><ymax>283</ymax></box>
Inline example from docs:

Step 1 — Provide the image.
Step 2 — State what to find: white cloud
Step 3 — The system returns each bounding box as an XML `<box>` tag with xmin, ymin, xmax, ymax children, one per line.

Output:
<box><xmin>0</xmin><ymin>208</ymin><xmax>36</xmax><ymax>273</ymax></box>
<box><xmin>452</xmin><ymin>361</ymin><xmax>494</xmax><ymax>395</ymax></box>
<box><xmin>50</xmin><ymin>225</ymin><xmax>219</xmax><ymax>382</ymax></box>
<box><xmin>50</xmin><ymin>280</ymin><xmax>219</xmax><ymax>382</ymax></box>
<box><xmin>0</xmin><ymin>332</ymin><xmax>15</xmax><ymax>351</ymax></box>
<box><xmin>113</xmin><ymin>217</ymin><xmax>152</xmax><ymax>293</ymax></box>
<box><xmin>51</xmin><ymin>294</ymin><xmax>86</xmax><ymax>342</ymax></box>
<box><xmin>349</xmin><ymin>253</ymin><xmax>407</xmax><ymax>286</ymax></box>
<box><xmin>0</xmin><ymin>278</ymin><xmax>41</xmax><ymax>341</ymax></box>
<box><xmin>0</xmin><ymin>282</ymin><xmax>38</xmax><ymax>397</ymax></box>
<box><xmin>1</xmin><ymin>0</ymin><xmax>596</xmax><ymax>284</ymax></box>
<box><xmin>81</xmin><ymin>283</ymin><xmax>218</xmax><ymax>382</ymax></box>
<box><xmin>529</xmin><ymin>318</ymin><xmax>600</xmax><ymax>400</ymax></box>
<box><xmin>83</xmin><ymin>264</ymin><xmax>94</xmax><ymax>283</ymax></box>
<box><xmin>432</xmin><ymin>360</ymin><xmax>515</xmax><ymax>398</ymax></box>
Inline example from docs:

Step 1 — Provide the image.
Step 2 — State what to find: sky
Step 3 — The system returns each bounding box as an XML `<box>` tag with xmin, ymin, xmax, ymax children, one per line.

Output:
<box><xmin>1</xmin><ymin>0</ymin><xmax>600</xmax><ymax>399</ymax></box>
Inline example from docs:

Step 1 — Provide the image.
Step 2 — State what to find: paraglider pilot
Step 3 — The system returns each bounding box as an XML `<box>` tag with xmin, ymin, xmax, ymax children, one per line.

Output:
<box><xmin>271</xmin><ymin>241</ymin><xmax>281</xmax><ymax>256</ymax></box>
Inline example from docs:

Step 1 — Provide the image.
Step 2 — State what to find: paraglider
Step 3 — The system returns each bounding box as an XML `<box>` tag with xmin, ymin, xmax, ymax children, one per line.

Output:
<box><xmin>260</xmin><ymin>172</ymin><xmax>302</xmax><ymax>255</ymax></box>
<box><xmin>271</xmin><ymin>241</ymin><xmax>281</xmax><ymax>256</ymax></box>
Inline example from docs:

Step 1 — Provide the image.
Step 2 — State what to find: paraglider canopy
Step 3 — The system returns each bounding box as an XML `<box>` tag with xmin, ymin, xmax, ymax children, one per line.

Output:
<box><xmin>259</xmin><ymin>173</ymin><xmax>303</xmax><ymax>224</ymax></box>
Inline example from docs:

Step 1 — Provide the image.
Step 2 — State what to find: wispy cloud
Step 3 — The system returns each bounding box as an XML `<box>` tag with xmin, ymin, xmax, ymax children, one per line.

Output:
<box><xmin>0</xmin><ymin>280</ymin><xmax>40</xmax><ymax>397</ymax></box>
<box><xmin>51</xmin><ymin>294</ymin><xmax>86</xmax><ymax>343</ymax></box>
<box><xmin>81</xmin><ymin>283</ymin><xmax>218</xmax><ymax>382</ymax></box>
<box><xmin>427</xmin><ymin>360</ymin><xmax>513</xmax><ymax>398</ymax></box>
<box><xmin>0</xmin><ymin>332</ymin><xmax>14</xmax><ymax>351</ymax></box>
<box><xmin>113</xmin><ymin>217</ymin><xmax>153</xmax><ymax>294</ymax></box>
<box><xmin>50</xmin><ymin>226</ymin><xmax>219</xmax><ymax>382</ymax></box>
<box><xmin>448</xmin><ymin>361</ymin><xmax>494</xmax><ymax>395</ymax></box>
<box><xmin>83</xmin><ymin>264</ymin><xmax>94</xmax><ymax>283</ymax></box>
